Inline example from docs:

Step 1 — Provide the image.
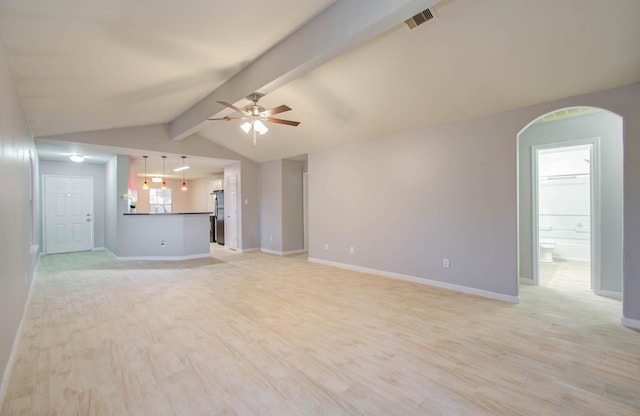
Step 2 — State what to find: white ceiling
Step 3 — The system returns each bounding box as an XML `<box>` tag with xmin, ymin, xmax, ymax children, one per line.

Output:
<box><xmin>1</xmin><ymin>0</ymin><xmax>639</xmax><ymax>165</ymax></box>
<box><xmin>34</xmin><ymin>138</ymin><xmax>231</xmax><ymax>180</ymax></box>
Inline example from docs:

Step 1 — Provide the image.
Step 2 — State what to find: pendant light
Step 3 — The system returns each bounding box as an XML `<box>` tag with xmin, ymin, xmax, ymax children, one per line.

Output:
<box><xmin>180</xmin><ymin>156</ymin><xmax>188</xmax><ymax>191</ymax></box>
<box><xmin>142</xmin><ymin>155</ymin><xmax>149</xmax><ymax>190</ymax></box>
<box><xmin>161</xmin><ymin>156</ymin><xmax>167</xmax><ymax>190</ymax></box>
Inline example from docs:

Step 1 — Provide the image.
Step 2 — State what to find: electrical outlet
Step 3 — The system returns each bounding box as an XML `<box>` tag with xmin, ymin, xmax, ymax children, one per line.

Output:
<box><xmin>442</xmin><ymin>258</ymin><xmax>450</xmax><ymax>268</ymax></box>
<box><xmin>349</xmin><ymin>246</ymin><xmax>355</xmax><ymax>254</ymax></box>
<box><xmin>160</xmin><ymin>240</ymin><xmax>167</xmax><ymax>247</ymax></box>
<box><xmin>324</xmin><ymin>243</ymin><xmax>329</xmax><ymax>250</ymax></box>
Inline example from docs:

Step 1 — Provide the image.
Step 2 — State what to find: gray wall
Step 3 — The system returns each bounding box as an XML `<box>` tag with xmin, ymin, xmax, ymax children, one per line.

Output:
<box><xmin>259</xmin><ymin>159</ymin><xmax>304</xmax><ymax>253</ymax></box>
<box><xmin>518</xmin><ymin>111</ymin><xmax>623</xmax><ymax>293</ymax></box>
<box><xmin>282</xmin><ymin>160</ymin><xmax>304</xmax><ymax>252</ymax></box>
<box><xmin>240</xmin><ymin>160</ymin><xmax>260</xmax><ymax>250</ymax></box>
<box><xmin>104</xmin><ymin>156</ymin><xmax>118</xmax><ymax>253</ymax></box>
<box><xmin>260</xmin><ymin>160</ymin><xmax>283</xmax><ymax>251</ymax></box>
<box><xmin>0</xmin><ymin>39</ymin><xmax>39</xmax><ymax>400</ymax></box>
<box><xmin>40</xmin><ymin>160</ymin><xmax>107</xmax><ymax>249</ymax></box>
<box><xmin>105</xmin><ymin>154</ymin><xmax>129</xmax><ymax>255</ymax></box>
<box><xmin>114</xmin><ymin>155</ymin><xmax>131</xmax><ymax>256</ymax></box>
<box><xmin>309</xmin><ymin>114</ymin><xmax>517</xmax><ymax>296</ymax></box>
<box><xmin>307</xmin><ymin>84</ymin><xmax>640</xmax><ymax>323</ymax></box>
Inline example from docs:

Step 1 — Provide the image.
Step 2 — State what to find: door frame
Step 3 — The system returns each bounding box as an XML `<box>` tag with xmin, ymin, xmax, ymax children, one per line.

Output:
<box><xmin>42</xmin><ymin>174</ymin><xmax>95</xmax><ymax>254</ymax></box>
<box><xmin>531</xmin><ymin>137</ymin><xmax>601</xmax><ymax>289</ymax></box>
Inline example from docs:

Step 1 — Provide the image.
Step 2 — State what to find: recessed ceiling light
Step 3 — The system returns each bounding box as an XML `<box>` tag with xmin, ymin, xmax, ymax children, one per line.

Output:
<box><xmin>69</xmin><ymin>154</ymin><xmax>84</xmax><ymax>163</ymax></box>
<box><xmin>152</xmin><ymin>177</ymin><xmax>163</xmax><ymax>183</ymax></box>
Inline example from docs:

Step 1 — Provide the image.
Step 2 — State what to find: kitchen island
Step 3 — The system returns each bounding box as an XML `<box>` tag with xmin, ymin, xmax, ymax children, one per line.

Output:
<box><xmin>117</xmin><ymin>212</ymin><xmax>212</xmax><ymax>260</ymax></box>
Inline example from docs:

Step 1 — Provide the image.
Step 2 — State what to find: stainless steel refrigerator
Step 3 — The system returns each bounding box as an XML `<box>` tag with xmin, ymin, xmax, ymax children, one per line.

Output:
<box><xmin>214</xmin><ymin>190</ymin><xmax>224</xmax><ymax>245</ymax></box>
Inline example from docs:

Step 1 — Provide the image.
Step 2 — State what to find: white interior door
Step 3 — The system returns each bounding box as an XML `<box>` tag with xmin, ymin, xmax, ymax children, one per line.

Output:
<box><xmin>226</xmin><ymin>174</ymin><xmax>238</xmax><ymax>250</ymax></box>
<box><xmin>44</xmin><ymin>175</ymin><xmax>93</xmax><ymax>254</ymax></box>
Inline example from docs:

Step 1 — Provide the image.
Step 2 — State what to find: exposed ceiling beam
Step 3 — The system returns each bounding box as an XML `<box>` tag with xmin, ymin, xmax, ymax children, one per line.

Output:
<box><xmin>169</xmin><ymin>0</ymin><xmax>438</xmax><ymax>141</ymax></box>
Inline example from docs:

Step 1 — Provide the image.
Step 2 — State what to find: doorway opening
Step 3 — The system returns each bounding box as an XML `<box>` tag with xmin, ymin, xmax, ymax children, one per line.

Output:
<box><xmin>517</xmin><ymin>106</ymin><xmax>623</xmax><ymax>303</ymax></box>
<box><xmin>535</xmin><ymin>143</ymin><xmax>594</xmax><ymax>292</ymax></box>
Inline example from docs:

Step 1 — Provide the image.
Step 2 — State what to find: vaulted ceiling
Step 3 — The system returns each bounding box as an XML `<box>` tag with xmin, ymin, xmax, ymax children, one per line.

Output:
<box><xmin>1</xmin><ymin>0</ymin><xmax>639</xmax><ymax>165</ymax></box>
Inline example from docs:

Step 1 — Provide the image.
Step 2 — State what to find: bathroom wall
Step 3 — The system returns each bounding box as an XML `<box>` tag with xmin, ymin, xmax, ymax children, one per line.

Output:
<box><xmin>518</xmin><ymin>110</ymin><xmax>623</xmax><ymax>293</ymax></box>
<box><xmin>538</xmin><ymin>146</ymin><xmax>591</xmax><ymax>261</ymax></box>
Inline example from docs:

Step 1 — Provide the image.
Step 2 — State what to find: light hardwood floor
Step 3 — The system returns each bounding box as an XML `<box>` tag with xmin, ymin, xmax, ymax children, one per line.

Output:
<box><xmin>1</xmin><ymin>248</ymin><xmax>638</xmax><ymax>415</ymax></box>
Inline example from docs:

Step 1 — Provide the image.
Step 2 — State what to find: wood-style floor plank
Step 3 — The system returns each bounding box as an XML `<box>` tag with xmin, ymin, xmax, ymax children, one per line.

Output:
<box><xmin>1</xmin><ymin>251</ymin><xmax>638</xmax><ymax>415</ymax></box>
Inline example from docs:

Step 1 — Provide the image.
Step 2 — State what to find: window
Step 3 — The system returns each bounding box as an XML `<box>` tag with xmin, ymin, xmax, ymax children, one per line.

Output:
<box><xmin>149</xmin><ymin>189</ymin><xmax>172</xmax><ymax>213</ymax></box>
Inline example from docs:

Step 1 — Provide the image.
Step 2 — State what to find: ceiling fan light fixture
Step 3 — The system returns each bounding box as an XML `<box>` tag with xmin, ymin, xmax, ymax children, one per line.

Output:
<box><xmin>214</xmin><ymin>94</ymin><xmax>298</xmax><ymax>144</ymax></box>
<box><xmin>240</xmin><ymin>122</ymin><xmax>252</xmax><ymax>134</ymax></box>
<box><xmin>254</xmin><ymin>120</ymin><xmax>268</xmax><ymax>135</ymax></box>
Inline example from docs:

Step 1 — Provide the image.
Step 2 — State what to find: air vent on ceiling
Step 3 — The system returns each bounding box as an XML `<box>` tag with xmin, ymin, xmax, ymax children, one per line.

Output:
<box><xmin>405</xmin><ymin>9</ymin><xmax>434</xmax><ymax>29</ymax></box>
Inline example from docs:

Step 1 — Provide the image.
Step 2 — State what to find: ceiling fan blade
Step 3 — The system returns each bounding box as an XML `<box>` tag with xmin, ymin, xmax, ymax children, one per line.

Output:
<box><xmin>266</xmin><ymin>117</ymin><xmax>300</xmax><ymax>126</ymax></box>
<box><xmin>207</xmin><ymin>116</ymin><xmax>246</xmax><ymax>121</ymax></box>
<box><xmin>216</xmin><ymin>101</ymin><xmax>249</xmax><ymax>115</ymax></box>
<box><xmin>261</xmin><ymin>104</ymin><xmax>292</xmax><ymax>117</ymax></box>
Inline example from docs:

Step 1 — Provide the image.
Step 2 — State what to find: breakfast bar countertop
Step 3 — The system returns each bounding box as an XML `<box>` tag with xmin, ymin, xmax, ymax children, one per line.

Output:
<box><xmin>123</xmin><ymin>212</ymin><xmax>212</xmax><ymax>215</ymax></box>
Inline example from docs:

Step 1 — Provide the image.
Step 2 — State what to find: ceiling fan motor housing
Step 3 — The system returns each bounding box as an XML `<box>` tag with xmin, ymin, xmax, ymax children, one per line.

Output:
<box><xmin>248</xmin><ymin>104</ymin><xmax>265</xmax><ymax>117</ymax></box>
<box><xmin>247</xmin><ymin>93</ymin><xmax>266</xmax><ymax>117</ymax></box>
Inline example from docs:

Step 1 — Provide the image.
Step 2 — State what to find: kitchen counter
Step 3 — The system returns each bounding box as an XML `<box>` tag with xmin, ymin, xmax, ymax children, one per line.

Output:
<box><xmin>123</xmin><ymin>212</ymin><xmax>212</xmax><ymax>215</ymax></box>
<box><xmin>117</xmin><ymin>212</ymin><xmax>212</xmax><ymax>260</ymax></box>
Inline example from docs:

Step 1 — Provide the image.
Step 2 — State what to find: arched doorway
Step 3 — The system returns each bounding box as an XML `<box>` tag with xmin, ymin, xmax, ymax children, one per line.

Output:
<box><xmin>516</xmin><ymin>107</ymin><xmax>623</xmax><ymax>301</ymax></box>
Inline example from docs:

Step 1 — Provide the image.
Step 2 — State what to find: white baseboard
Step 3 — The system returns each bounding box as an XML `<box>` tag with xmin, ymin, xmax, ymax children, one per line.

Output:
<box><xmin>519</xmin><ymin>277</ymin><xmax>535</xmax><ymax>285</ymax></box>
<box><xmin>621</xmin><ymin>316</ymin><xmax>640</xmax><ymax>330</ymax></box>
<box><xmin>308</xmin><ymin>257</ymin><xmax>519</xmax><ymax>304</ymax></box>
<box><xmin>115</xmin><ymin>253</ymin><xmax>212</xmax><ymax>261</ymax></box>
<box><xmin>236</xmin><ymin>248</ymin><xmax>259</xmax><ymax>253</ymax></box>
<box><xmin>92</xmin><ymin>246</ymin><xmax>105</xmax><ymax>252</ymax></box>
<box><xmin>596</xmin><ymin>289</ymin><xmax>622</xmax><ymax>300</ymax></box>
<box><xmin>261</xmin><ymin>248</ymin><xmax>306</xmax><ymax>256</ymax></box>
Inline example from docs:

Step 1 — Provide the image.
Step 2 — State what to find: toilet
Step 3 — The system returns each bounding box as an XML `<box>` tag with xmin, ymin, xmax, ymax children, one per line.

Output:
<box><xmin>539</xmin><ymin>241</ymin><xmax>556</xmax><ymax>263</ymax></box>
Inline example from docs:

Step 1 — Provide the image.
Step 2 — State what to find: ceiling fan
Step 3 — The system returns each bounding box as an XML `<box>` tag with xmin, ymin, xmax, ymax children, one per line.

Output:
<box><xmin>208</xmin><ymin>93</ymin><xmax>300</xmax><ymax>145</ymax></box>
